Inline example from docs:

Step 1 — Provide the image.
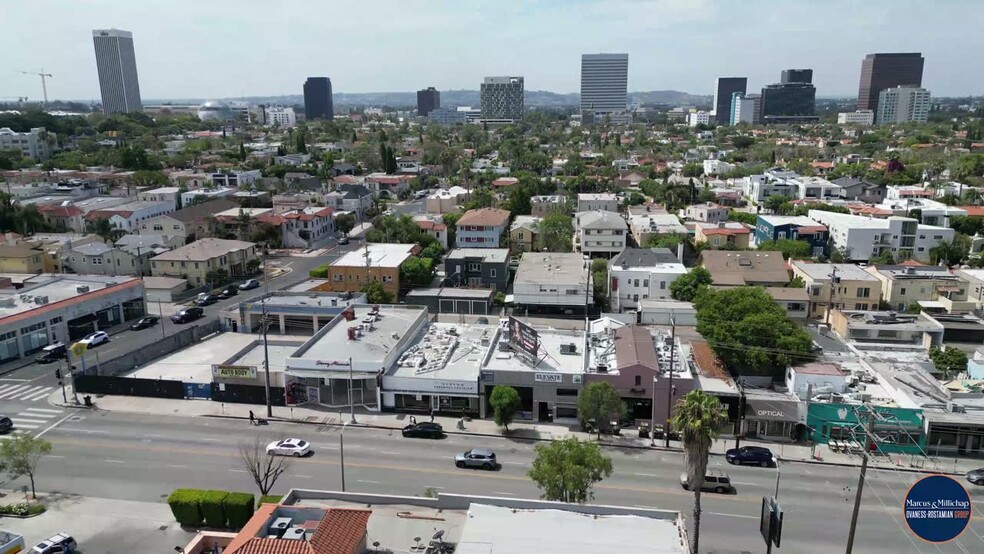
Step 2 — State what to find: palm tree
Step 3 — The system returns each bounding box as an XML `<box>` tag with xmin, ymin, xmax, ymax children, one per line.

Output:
<box><xmin>672</xmin><ymin>389</ymin><xmax>728</xmax><ymax>554</ymax></box>
<box><xmin>930</xmin><ymin>238</ymin><xmax>968</xmax><ymax>267</ymax></box>
<box><xmin>90</xmin><ymin>218</ymin><xmax>114</xmax><ymax>242</ymax></box>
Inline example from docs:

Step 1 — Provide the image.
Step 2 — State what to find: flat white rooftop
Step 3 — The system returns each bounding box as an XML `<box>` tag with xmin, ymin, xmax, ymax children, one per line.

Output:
<box><xmin>128</xmin><ymin>333</ymin><xmax>306</xmax><ymax>383</ymax></box>
<box><xmin>0</xmin><ymin>274</ymin><xmax>141</xmax><ymax>320</ymax></box>
<box><xmin>332</xmin><ymin>243</ymin><xmax>415</xmax><ymax>269</ymax></box>
<box><xmin>483</xmin><ymin>327</ymin><xmax>585</xmax><ymax>375</ymax></box>
<box><xmin>387</xmin><ymin>322</ymin><xmax>495</xmax><ymax>382</ymax></box>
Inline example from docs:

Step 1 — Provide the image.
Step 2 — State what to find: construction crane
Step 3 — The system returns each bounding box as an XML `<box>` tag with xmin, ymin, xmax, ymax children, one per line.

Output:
<box><xmin>18</xmin><ymin>69</ymin><xmax>52</xmax><ymax>107</ymax></box>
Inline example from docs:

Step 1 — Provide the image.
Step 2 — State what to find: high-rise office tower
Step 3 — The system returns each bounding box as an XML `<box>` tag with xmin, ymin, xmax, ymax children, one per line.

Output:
<box><xmin>480</xmin><ymin>76</ymin><xmax>524</xmax><ymax>121</ymax></box>
<box><xmin>417</xmin><ymin>87</ymin><xmax>440</xmax><ymax>116</ymax></box>
<box><xmin>876</xmin><ymin>86</ymin><xmax>931</xmax><ymax>124</ymax></box>
<box><xmin>732</xmin><ymin>93</ymin><xmax>762</xmax><ymax>125</ymax></box>
<box><xmin>303</xmin><ymin>77</ymin><xmax>333</xmax><ymax>121</ymax></box>
<box><xmin>780</xmin><ymin>69</ymin><xmax>813</xmax><ymax>84</ymax></box>
<box><xmin>92</xmin><ymin>29</ymin><xmax>142</xmax><ymax>114</ymax></box>
<box><xmin>713</xmin><ymin>77</ymin><xmax>747</xmax><ymax>125</ymax></box>
<box><xmin>857</xmin><ymin>53</ymin><xmax>924</xmax><ymax>112</ymax></box>
<box><xmin>580</xmin><ymin>53</ymin><xmax>629</xmax><ymax>121</ymax></box>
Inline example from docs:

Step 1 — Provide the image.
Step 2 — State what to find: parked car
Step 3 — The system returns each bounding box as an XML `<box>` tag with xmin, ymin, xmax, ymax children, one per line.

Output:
<box><xmin>217</xmin><ymin>286</ymin><xmax>238</xmax><ymax>299</ymax></box>
<box><xmin>78</xmin><ymin>331</ymin><xmax>109</xmax><ymax>348</ymax></box>
<box><xmin>31</xmin><ymin>533</ymin><xmax>77</xmax><ymax>554</ymax></box>
<box><xmin>401</xmin><ymin>422</ymin><xmax>444</xmax><ymax>439</ymax></box>
<box><xmin>35</xmin><ymin>342</ymin><xmax>67</xmax><ymax>364</ymax></box>
<box><xmin>239</xmin><ymin>278</ymin><xmax>261</xmax><ymax>291</ymax></box>
<box><xmin>337</xmin><ymin>236</ymin><xmax>349</xmax><ymax>245</ymax></box>
<box><xmin>454</xmin><ymin>448</ymin><xmax>497</xmax><ymax>470</ymax></box>
<box><xmin>680</xmin><ymin>469</ymin><xmax>734</xmax><ymax>494</ymax></box>
<box><xmin>129</xmin><ymin>316</ymin><xmax>160</xmax><ymax>331</ymax></box>
<box><xmin>195</xmin><ymin>294</ymin><xmax>219</xmax><ymax>306</ymax></box>
<box><xmin>170</xmin><ymin>306</ymin><xmax>204</xmax><ymax>324</ymax></box>
<box><xmin>266</xmin><ymin>438</ymin><xmax>311</xmax><ymax>457</ymax></box>
<box><xmin>0</xmin><ymin>415</ymin><xmax>12</xmax><ymax>434</ymax></box>
<box><xmin>725</xmin><ymin>446</ymin><xmax>775</xmax><ymax>467</ymax></box>
<box><xmin>967</xmin><ymin>468</ymin><xmax>984</xmax><ymax>486</ymax></box>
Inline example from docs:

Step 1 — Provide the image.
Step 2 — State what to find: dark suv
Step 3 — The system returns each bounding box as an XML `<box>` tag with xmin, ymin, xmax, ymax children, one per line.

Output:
<box><xmin>726</xmin><ymin>446</ymin><xmax>775</xmax><ymax>467</ymax></box>
<box><xmin>170</xmin><ymin>306</ymin><xmax>204</xmax><ymax>324</ymax></box>
<box><xmin>36</xmin><ymin>342</ymin><xmax>67</xmax><ymax>364</ymax></box>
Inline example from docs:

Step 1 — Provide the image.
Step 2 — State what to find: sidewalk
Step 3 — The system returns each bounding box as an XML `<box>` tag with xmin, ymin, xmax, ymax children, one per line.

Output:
<box><xmin>54</xmin><ymin>387</ymin><xmax>979</xmax><ymax>476</ymax></box>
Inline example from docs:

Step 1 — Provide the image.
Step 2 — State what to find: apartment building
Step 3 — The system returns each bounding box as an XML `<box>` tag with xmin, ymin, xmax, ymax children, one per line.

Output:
<box><xmin>575</xmin><ymin>210</ymin><xmax>628</xmax><ymax>257</ymax></box>
<box><xmin>323</xmin><ymin>243</ymin><xmax>416</xmax><ymax>297</ymax></box>
<box><xmin>531</xmin><ymin>195</ymin><xmax>569</xmax><ymax>217</ymax></box>
<box><xmin>694</xmin><ymin>221</ymin><xmax>751</xmax><ymax>249</ymax></box>
<box><xmin>455</xmin><ymin>208</ymin><xmax>510</xmax><ymax>248</ymax></box>
<box><xmin>0</xmin><ymin>127</ymin><xmax>53</xmax><ymax>161</ymax></box>
<box><xmin>510</xmin><ymin>215</ymin><xmax>540</xmax><ymax>252</ymax></box>
<box><xmin>609</xmin><ymin>248</ymin><xmax>687</xmax><ymax>312</ymax></box>
<box><xmin>443</xmin><ymin>248</ymin><xmax>509</xmax><ymax>292</ymax></box>
<box><xmin>139</xmin><ymin>198</ymin><xmax>239</xmax><ymax>246</ymax></box>
<box><xmin>513</xmin><ymin>252</ymin><xmax>591</xmax><ymax>310</ymax></box>
<box><xmin>577</xmin><ymin>193</ymin><xmax>619</xmax><ymax>213</ymax></box>
<box><xmin>808</xmin><ymin>211</ymin><xmax>954</xmax><ymax>263</ymax></box>
<box><xmin>866</xmin><ymin>265</ymin><xmax>968</xmax><ymax>311</ymax></box>
<box><xmin>84</xmin><ymin>200</ymin><xmax>176</xmax><ymax>234</ymax></box>
<box><xmin>150</xmin><ymin>238</ymin><xmax>258</xmax><ymax>286</ymax></box>
<box><xmin>790</xmin><ymin>261</ymin><xmax>882</xmax><ymax>319</ymax></box>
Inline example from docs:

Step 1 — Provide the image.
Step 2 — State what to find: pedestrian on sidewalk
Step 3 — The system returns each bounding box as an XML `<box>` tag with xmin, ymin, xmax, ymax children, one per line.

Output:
<box><xmin>249</xmin><ymin>410</ymin><xmax>255</xmax><ymax>425</ymax></box>
<box><xmin>410</xmin><ymin>415</ymin><xmax>417</xmax><ymax>425</ymax></box>
<box><xmin>430</xmin><ymin>409</ymin><xmax>435</xmax><ymax>423</ymax></box>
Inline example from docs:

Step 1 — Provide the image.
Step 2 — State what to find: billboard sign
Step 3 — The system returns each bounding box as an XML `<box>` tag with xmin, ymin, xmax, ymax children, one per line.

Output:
<box><xmin>760</xmin><ymin>496</ymin><xmax>783</xmax><ymax>548</ymax></box>
<box><xmin>509</xmin><ymin>316</ymin><xmax>539</xmax><ymax>358</ymax></box>
<box><xmin>212</xmin><ymin>364</ymin><xmax>257</xmax><ymax>379</ymax></box>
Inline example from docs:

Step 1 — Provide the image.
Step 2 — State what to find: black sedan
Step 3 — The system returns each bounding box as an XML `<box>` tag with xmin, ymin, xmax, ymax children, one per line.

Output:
<box><xmin>401</xmin><ymin>422</ymin><xmax>444</xmax><ymax>439</ymax></box>
<box><xmin>218</xmin><ymin>286</ymin><xmax>238</xmax><ymax>299</ymax></box>
<box><xmin>129</xmin><ymin>315</ymin><xmax>160</xmax><ymax>330</ymax></box>
<box><xmin>726</xmin><ymin>446</ymin><xmax>775</xmax><ymax>467</ymax></box>
<box><xmin>195</xmin><ymin>294</ymin><xmax>220</xmax><ymax>306</ymax></box>
<box><xmin>967</xmin><ymin>468</ymin><xmax>984</xmax><ymax>486</ymax></box>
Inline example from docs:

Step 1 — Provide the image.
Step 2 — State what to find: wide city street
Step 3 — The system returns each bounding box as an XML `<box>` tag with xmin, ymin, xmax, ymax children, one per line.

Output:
<box><xmin>6</xmin><ymin>409</ymin><xmax>982</xmax><ymax>554</ymax></box>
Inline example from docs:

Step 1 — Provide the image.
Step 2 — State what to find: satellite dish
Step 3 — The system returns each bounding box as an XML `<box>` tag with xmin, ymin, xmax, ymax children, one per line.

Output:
<box><xmin>432</xmin><ymin>530</ymin><xmax>445</xmax><ymax>541</ymax></box>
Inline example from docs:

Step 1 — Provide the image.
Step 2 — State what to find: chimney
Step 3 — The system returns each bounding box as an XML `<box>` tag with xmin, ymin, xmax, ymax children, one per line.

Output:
<box><xmin>342</xmin><ymin>307</ymin><xmax>356</xmax><ymax>321</ymax></box>
<box><xmin>347</xmin><ymin>327</ymin><xmax>358</xmax><ymax>340</ymax></box>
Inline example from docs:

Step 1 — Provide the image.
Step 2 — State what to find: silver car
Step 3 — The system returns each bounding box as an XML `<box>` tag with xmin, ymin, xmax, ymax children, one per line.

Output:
<box><xmin>454</xmin><ymin>448</ymin><xmax>497</xmax><ymax>470</ymax></box>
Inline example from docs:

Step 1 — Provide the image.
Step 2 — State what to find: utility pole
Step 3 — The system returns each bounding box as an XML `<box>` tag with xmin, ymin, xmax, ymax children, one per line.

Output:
<box><xmin>824</xmin><ymin>267</ymin><xmax>839</xmax><ymax>325</ymax></box>
<box><xmin>664</xmin><ymin>316</ymin><xmax>676</xmax><ymax>448</ymax></box>
<box><xmin>734</xmin><ymin>380</ymin><xmax>746</xmax><ymax>449</ymax></box>
<box><xmin>845</xmin><ymin>408</ymin><xmax>876</xmax><ymax>554</ymax></box>
<box><xmin>347</xmin><ymin>357</ymin><xmax>356</xmax><ymax>424</ymax></box>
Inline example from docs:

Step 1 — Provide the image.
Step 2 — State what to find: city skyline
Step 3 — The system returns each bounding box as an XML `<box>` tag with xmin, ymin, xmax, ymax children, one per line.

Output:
<box><xmin>2</xmin><ymin>1</ymin><xmax>982</xmax><ymax>101</ymax></box>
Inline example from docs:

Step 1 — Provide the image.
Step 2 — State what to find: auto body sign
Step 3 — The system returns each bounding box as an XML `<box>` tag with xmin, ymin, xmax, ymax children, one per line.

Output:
<box><xmin>904</xmin><ymin>475</ymin><xmax>971</xmax><ymax>543</ymax></box>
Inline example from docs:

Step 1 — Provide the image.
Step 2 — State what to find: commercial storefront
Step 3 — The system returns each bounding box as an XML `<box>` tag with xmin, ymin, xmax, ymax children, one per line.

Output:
<box><xmin>481</xmin><ymin>369</ymin><xmax>583</xmax><ymax>422</ymax></box>
<box><xmin>808</xmin><ymin>403</ymin><xmax>926</xmax><ymax>455</ymax></box>
<box><xmin>740</xmin><ymin>393</ymin><xmax>805</xmax><ymax>442</ymax></box>
<box><xmin>382</xmin><ymin>375</ymin><xmax>481</xmax><ymax>417</ymax></box>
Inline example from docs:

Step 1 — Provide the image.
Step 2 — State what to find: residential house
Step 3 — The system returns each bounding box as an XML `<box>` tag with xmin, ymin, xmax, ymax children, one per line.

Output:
<box><xmin>0</xmin><ymin>245</ymin><xmax>44</xmax><ymax>273</ymax></box>
<box><xmin>11</xmin><ymin>233</ymin><xmax>103</xmax><ymax>273</ymax></box>
<box><xmin>281</xmin><ymin>207</ymin><xmax>335</xmax><ymax>249</ymax></box>
<box><xmin>627</xmin><ymin>210</ymin><xmax>688</xmax><ymax>247</ymax></box>
<box><xmin>832</xmin><ymin>177</ymin><xmax>886</xmax><ymax>203</ymax></box>
<box><xmin>273</xmin><ymin>191</ymin><xmax>322</xmax><ymax>214</ymax></box>
<box><xmin>789</xmin><ymin>261</ymin><xmax>882</xmax><ymax>319</ymax></box>
<box><xmin>615</xmin><ymin>170</ymin><xmax>646</xmax><ymax>189</ymax></box>
<box><xmin>180</xmin><ymin>186</ymin><xmax>236</xmax><ymax>206</ymax></box>
<box><xmin>754</xmin><ymin>215</ymin><xmax>828</xmax><ymax>257</ymax></box>
<box><xmin>531</xmin><ymin>195</ymin><xmax>569</xmax><ymax>217</ymax></box>
<box><xmin>210</xmin><ymin>170</ymin><xmax>261</xmax><ymax>188</ymax></box>
<box><xmin>364</xmin><ymin>173</ymin><xmax>412</xmax><ymax>199</ymax></box>
<box><xmin>510</xmin><ymin>215</ymin><xmax>540</xmax><ymax>252</ymax></box>
<box><xmin>575</xmin><ymin>210</ymin><xmax>628</xmax><ymax>257</ymax></box>
<box><xmin>866</xmin><ymin>265</ymin><xmax>968</xmax><ymax>311</ymax></box>
<box><xmin>577</xmin><ymin>193</ymin><xmax>618</xmax><ymax>213</ymax></box>
<box><xmin>443</xmin><ymin>248</ymin><xmax>509</xmax><ymax>291</ymax></box>
<box><xmin>764</xmin><ymin>287</ymin><xmax>810</xmax><ymax>319</ymax></box>
<box><xmin>84</xmin><ymin>200</ymin><xmax>176</xmax><ymax>236</ymax></box>
<box><xmin>213</xmin><ymin>207</ymin><xmax>275</xmax><ymax>240</ymax></box>
<box><xmin>513</xmin><ymin>252</ymin><xmax>591</xmax><ymax>310</ymax></box>
<box><xmin>139</xmin><ymin>198</ymin><xmax>239</xmax><ymax>246</ymax></box>
<box><xmin>455</xmin><ymin>208</ymin><xmax>510</xmax><ymax>248</ymax></box>
<box><xmin>36</xmin><ymin>203</ymin><xmax>85</xmax><ymax>233</ymax></box>
<box><xmin>698</xmin><ymin>250</ymin><xmax>790</xmax><ymax>287</ymax></box>
<box><xmin>694</xmin><ymin>221</ymin><xmax>752</xmax><ymax>249</ymax></box>
<box><xmin>684</xmin><ymin>202</ymin><xmax>729</xmax><ymax>223</ymax></box>
<box><xmin>414</xmin><ymin>217</ymin><xmax>448</xmax><ymax>249</ymax></box>
<box><xmin>137</xmin><ymin>187</ymin><xmax>181</xmax><ymax>205</ymax></box>
<box><xmin>65</xmin><ymin>240</ymin><xmax>166</xmax><ymax>277</ymax></box>
<box><xmin>324</xmin><ymin>184</ymin><xmax>373</xmax><ymax>221</ymax></box>
<box><xmin>150</xmin><ymin>238</ymin><xmax>258</xmax><ymax>286</ymax></box>
<box><xmin>609</xmin><ymin>248</ymin><xmax>687</xmax><ymax>312</ymax></box>
<box><xmin>322</xmin><ymin>243</ymin><xmax>416</xmax><ymax>297</ymax></box>
<box><xmin>808</xmin><ymin>211</ymin><xmax>954</xmax><ymax>263</ymax></box>
<box><xmin>425</xmin><ymin>186</ymin><xmax>469</xmax><ymax>214</ymax></box>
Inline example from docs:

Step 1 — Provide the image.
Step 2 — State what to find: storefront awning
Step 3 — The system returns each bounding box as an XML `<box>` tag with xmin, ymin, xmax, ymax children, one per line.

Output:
<box><xmin>744</xmin><ymin>397</ymin><xmax>803</xmax><ymax>422</ymax></box>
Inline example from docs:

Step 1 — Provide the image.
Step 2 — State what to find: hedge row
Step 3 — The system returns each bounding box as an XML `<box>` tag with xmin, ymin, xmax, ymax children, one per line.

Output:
<box><xmin>167</xmin><ymin>488</ymin><xmax>255</xmax><ymax>529</ymax></box>
<box><xmin>309</xmin><ymin>264</ymin><xmax>329</xmax><ymax>278</ymax></box>
<box><xmin>258</xmin><ymin>494</ymin><xmax>283</xmax><ymax>507</ymax></box>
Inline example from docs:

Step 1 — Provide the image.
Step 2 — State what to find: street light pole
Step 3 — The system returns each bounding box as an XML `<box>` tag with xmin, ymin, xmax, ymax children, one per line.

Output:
<box><xmin>846</xmin><ymin>409</ymin><xmax>876</xmax><ymax>554</ymax></box>
<box><xmin>774</xmin><ymin>457</ymin><xmax>781</xmax><ymax>500</ymax></box>
<box><xmin>158</xmin><ymin>299</ymin><xmax>166</xmax><ymax>340</ymax></box>
<box><xmin>261</xmin><ymin>252</ymin><xmax>272</xmax><ymax>418</ymax></box>
<box><xmin>650</xmin><ymin>374</ymin><xmax>658</xmax><ymax>447</ymax></box>
<box><xmin>348</xmin><ymin>357</ymin><xmax>356</xmax><ymax>424</ymax></box>
<box><xmin>340</xmin><ymin>422</ymin><xmax>347</xmax><ymax>492</ymax></box>
<box><xmin>664</xmin><ymin>316</ymin><xmax>676</xmax><ymax>448</ymax></box>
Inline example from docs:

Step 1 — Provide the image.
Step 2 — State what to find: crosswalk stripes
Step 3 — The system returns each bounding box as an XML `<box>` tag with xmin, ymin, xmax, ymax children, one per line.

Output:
<box><xmin>6</xmin><ymin>407</ymin><xmax>64</xmax><ymax>434</ymax></box>
<box><xmin>0</xmin><ymin>383</ymin><xmax>56</xmax><ymax>401</ymax></box>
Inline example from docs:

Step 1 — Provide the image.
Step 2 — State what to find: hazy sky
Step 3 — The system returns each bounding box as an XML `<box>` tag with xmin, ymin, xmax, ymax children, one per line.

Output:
<box><xmin>2</xmin><ymin>0</ymin><xmax>982</xmax><ymax>101</ymax></box>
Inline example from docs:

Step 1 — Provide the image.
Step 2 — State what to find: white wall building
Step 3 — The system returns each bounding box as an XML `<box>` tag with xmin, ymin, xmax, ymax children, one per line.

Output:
<box><xmin>0</xmin><ymin>127</ymin><xmax>53</xmax><ymax>161</ymax></box>
<box><xmin>180</xmin><ymin>187</ymin><xmax>236</xmax><ymax>207</ymax></box>
<box><xmin>211</xmin><ymin>170</ymin><xmax>261</xmax><ymax>188</ymax></box>
<box><xmin>876</xmin><ymin>86</ymin><xmax>931</xmax><ymax>124</ymax></box>
<box><xmin>265</xmin><ymin>106</ymin><xmax>297</xmax><ymax>128</ymax></box>
<box><xmin>577</xmin><ymin>193</ymin><xmax>619</xmax><ymax>213</ymax></box>
<box><xmin>808</xmin><ymin>210</ymin><xmax>954</xmax><ymax>263</ymax></box>
<box><xmin>609</xmin><ymin>248</ymin><xmax>688</xmax><ymax>312</ymax></box>
<box><xmin>732</xmin><ymin>94</ymin><xmax>761</xmax><ymax>125</ymax></box>
<box><xmin>575</xmin><ymin>210</ymin><xmax>628</xmax><ymax>258</ymax></box>
<box><xmin>837</xmin><ymin>110</ymin><xmax>875</xmax><ymax>125</ymax></box>
<box><xmin>703</xmin><ymin>159</ymin><xmax>735</xmax><ymax>176</ymax></box>
<box><xmin>513</xmin><ymin>252</ymin><xmax>591</xmax><ymax>308</ymax></box>
<box><xmin>687</xmin><ymin>111</ymin><xmax>711</xmax><ymax>127</ymax></box>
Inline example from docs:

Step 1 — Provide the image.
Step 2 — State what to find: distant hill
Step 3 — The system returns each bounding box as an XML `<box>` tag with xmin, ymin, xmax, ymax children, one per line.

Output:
<box><xmin>222</xmin><ymin>89</ymin><xmax>710</xmax><ymax>109</ymax></box>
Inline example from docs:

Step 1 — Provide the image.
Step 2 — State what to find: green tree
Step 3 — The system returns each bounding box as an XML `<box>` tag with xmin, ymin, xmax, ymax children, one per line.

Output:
<box><xmin>929</xmin><ymin>346</ymin><xmax>968</xmax><ymax>379</ymax></box>
<box><xmin>694</xmin><ymin>286</ymin><xmax>814</xmax><ymax>376</ymax></box>
<box><xmin>399</xmin><ymin>256</ymin><xmax>435</xmax><ymax>287</ymax></box>
<box><xmin>764</xmin><ymin>194</ymin><xmax>791</xmax><ymax>213</ymax></box>
<box><xmin>672</xmin><ymin>390</ymin><xmax>728</xmax><ymax>554</ymax></box>
<box><xmin>591</xmin><ymin>258</ymin><xmax>609</xmax><ymax>311</ymax></box>
<box><xmin>527</xmin><ymin>437</ymin><xmax>613</xmax><ymax>503</ymax></box>
<box><xmin>536</xmin><ymin>213</ymin><xmax>574</xmax><ymax>252</ymax></box>
<box><xmin>442</xmin><ymin>212</ymin><xmax>461</xmax><ymax>246</ymax></box>
<box><xmin>577</xmin><ymin>382</ymin><xmax>626</xmax><ymax>438</ymax></box>
<box><xmin>89</xmin><ymin>218</ymin><xmax>114</xmax><ymax>241</ymax></box>
<box><xmin>788</xmin><ymin>275</ymin><xmax>806</xmax><ymax>288</ymax></box>
<box><xmin>681</xmin><ymin>163</ymin><xmax>704</xmax><ymax>178</ymax></box>
<box><xmin>868</xmin><ymin>250</ymin><xmax>896</xmax><ymax>265</ymax></box>
<box><xmin>930</xmin><ymin>237</ymin><xmax>970</xmax><ymax>266</ymax></box>
<box><xmin>361</xmin><ymin>280</ymin><xmax>393</xmax><ymax>303</ymax></box>
<box><xmin>757</xmin><ymin>238</ymin><xmax>811</xmax><ymax>260</ymax></box>
<box><xmin>0</xmin><ymin>433</ymin><xmax>52</xmax><ymax>499</ymax></box>
<box><xmin>727</xmin><ymin>210</ymin><xmax>758</xmax><ymax>225</ymax></box>
<box><xmin>334</xmin><ymin>213</ymin><xmax>356</xmax><ymax>234</ymax></box>
<box><xmin>670</xmin><ymin>267</ymin><xmax>713</xmax><ymax>302</ymax></box>
<box><xmin>489</xmin><ymin>385</ymin><xmax>521</xmax><ymax>432</ymax></box>
<box><xmin>732</xmin><ymin>135</ymin><xmax>755</xmax><ymax>149</ymax></box>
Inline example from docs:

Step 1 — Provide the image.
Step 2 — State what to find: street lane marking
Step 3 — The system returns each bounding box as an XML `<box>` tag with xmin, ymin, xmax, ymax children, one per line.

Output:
<box><xmin>35</xmin><ymin>413</ymin><xmax>74</xmax><ymax>438</ymax></box>
<box><xmin>295</xmin><ymin>475</ymin><xmax>313</xmax><ymax>479</ymax></box>
<box><xmin>23</xmin><ymin>407</ymin><xmax>62</xmax><ymax>415</ymax></box>
<box><xmin>731</xmin><ymin>481</ymin><xmax>757</xmax><ymax>486</ymax></box>
<box><xmin>503</xmin><ymin>462</ymin><xmax>525</xmax><ymax>466</ymax></box>
<box><xmin>492</xmin><ymin>492</ymin><xmax>515</xmax><ymax>496</ymax></box>
<box><xmin>168</xmin><ymin>464</ymin><xmax>188</xmax><ymax>468</ymax></box>
<box><xmin>23</xmin><ymin>387</ymin><xmax>55</xmax><ymax>401</ymax></box>
<box><xmin>0</xmin><ymin>378</ymin><xmax>29</xmax><ymax>382</ymax></box>
<box><xmin>706</xmin><ymin>512</ymin><xmax>758</xmax><ymax>520</ymax></box>
<box><xmin>47</xmin><ymin>455</ymin><xmax>66</xmax><ymax>459</ymax></box>
<box><xmin>634</xmin><ymin>472</ymin><xmax>658</xmax><ymax>477</ymax></box>
<box><xmin>0</xmin><ymin>384</ymin><xmax>32</xmax><ymax>399</ymax></box>
<box><xmin>379</xmin><ymin>451</ymin><xmax>400</xmax><ymax>455</ymax></box>
<box><xmin>147</xmin><ymin>434</ymin><xmax>166</xmax><ymax>438</ymax></box>
<box><xmin>358</xmin><ymin>480</ymin><xmax>381</xmax><ymax>484</ymax></box>
<box><xmin>229</xmin><ymin>469</ymin><xmax>247</xmax><ymax>473</ymax></box>
<box><xmin>104</xmin><ymin>459</ymin><xmax>125</xmax><ymax>464</ymax></box>
<box><xmin>202</xmin><ymin>438</ymin><xmax>221</xmax><ymax>442</ymax></box>
<box><xmin>55</xmin><ymin>428</ymin><xmax>111</xmax><ymax>435</ymax></box>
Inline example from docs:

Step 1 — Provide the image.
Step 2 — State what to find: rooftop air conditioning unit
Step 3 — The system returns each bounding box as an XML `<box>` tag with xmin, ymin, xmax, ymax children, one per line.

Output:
<box><xmin>282</xmin><ymin>527</ymin><xmax>306</xmax><ymax>541</ymax></box>
<box><xmin>596</xmin><ymin>364</ymin><xmax>608</xmax><ymax>373</ymax></box>
<box><xmin>560</xmin><ymin>343</ymin><xmax>577</xmax><ymax>355</ymax></box>
<box><xmin>34</xmin><ymin>296</ymin><xmax>49</xmax><ymax>305</ymax></box>
<box><xmin>76</xmin><ymin>285</ymin><xmax>90</xmax><ymax>294</ymax></box>
<box><xmin>268</xmin><ymin>517</ymin><xmax>292</xmax><ymax>537</ymax></box>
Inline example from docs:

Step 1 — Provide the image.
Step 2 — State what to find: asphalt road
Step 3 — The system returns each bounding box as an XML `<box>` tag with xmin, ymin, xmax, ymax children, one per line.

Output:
<box><xmin>13</xmin><ymin>411</ymin><xmax>984</xmax><ymax>554</ymax></box>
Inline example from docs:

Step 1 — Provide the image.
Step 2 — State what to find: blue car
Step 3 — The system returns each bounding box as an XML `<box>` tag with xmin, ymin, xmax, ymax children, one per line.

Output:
<box><xmin>726</xmin><ymin>446</ymin><xmax>775</xmax><ymax>467</ymax></box>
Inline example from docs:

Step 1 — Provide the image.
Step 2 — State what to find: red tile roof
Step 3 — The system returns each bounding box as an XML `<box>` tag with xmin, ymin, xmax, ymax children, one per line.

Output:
<box><xmin>810</xmin><ymin>161</ymin><xmax>834</xmax><ymax>169</ymax></box>
<box><xmin>333</xmin><ymin>176</ymin><xmax>360</xmax><ymax>185</ymax></box>
<box><xmin>37</xmin><ymin>204</ymin><xmax>83</xmax><ymax>217</ymax></box>
<box><xmin>236</xmin><ymin>539</ymin><xmax>311</xmax><ymax>554</ymax></box>
<box><xmin>309</xmin><ymin>509</ymin><xmax>370</xmax><ymax>554</ymax></box>
<box><xmin>416</xmin><ymin>220</ymin><xmax>447</xmax><ymax>232</ymax></box>
<box><xmin>959</xmin><ymin>206</ymin><xmax>984</xmax><ymax>217</ymax></box>
<box><xmin>86</xmin><ymin>209</ymin><xmax>133</xmax><ymax>220</ymax></box>
<box><xmin>492</xmin><ymin>177</ymin><xmax>519</xmax><ymax>187</ymax></box>
<box><xmin>796</xmin><ymin>225</ymin><xmax>827</xmax><ymax>234</ymax></box>
<box><xmin>457</xmin><ymin>207</ymin><xmax>510</xmax><ymax>227</ymax></box>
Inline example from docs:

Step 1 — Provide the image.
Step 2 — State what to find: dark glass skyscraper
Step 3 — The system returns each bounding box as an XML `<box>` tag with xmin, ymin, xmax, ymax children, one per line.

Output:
<box><xmin>713</xmin><ymin>77</ymin><xmax>747</xmax><ymax>125</ymax></box>
<box><xmin>857</xmin><ymin>53</ymin><xmax>924</xmax><ymax>112</ymax></box>
<box><xmin>781</xmin><ymin>69</ymin><xmax>813</xmax><ymax>84</ymax></box>
<box><xmin>417</xmin><ymin>87</ymin><xmax>440</xmax><ymax>116</ymax></box>
<box><xmin>303</xmin><ymin>77</ymin><xmax>333</xmax><ymax>121</ymax></box>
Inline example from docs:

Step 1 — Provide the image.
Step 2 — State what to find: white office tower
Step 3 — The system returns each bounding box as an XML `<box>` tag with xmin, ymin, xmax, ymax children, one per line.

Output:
<box><xmin>581</xmin><ymin>53</ymin><xmax>629</xmax><ymax>123</ymax></box>
<box><xmin>876</xmin><ymin>86</ymin><xmax>931</xmax><ymax>124</ymax></box>
<box><xmin>92</xmin><ymin>29</ymin><xmax>143</xmax><ymax>114</ymax></box>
